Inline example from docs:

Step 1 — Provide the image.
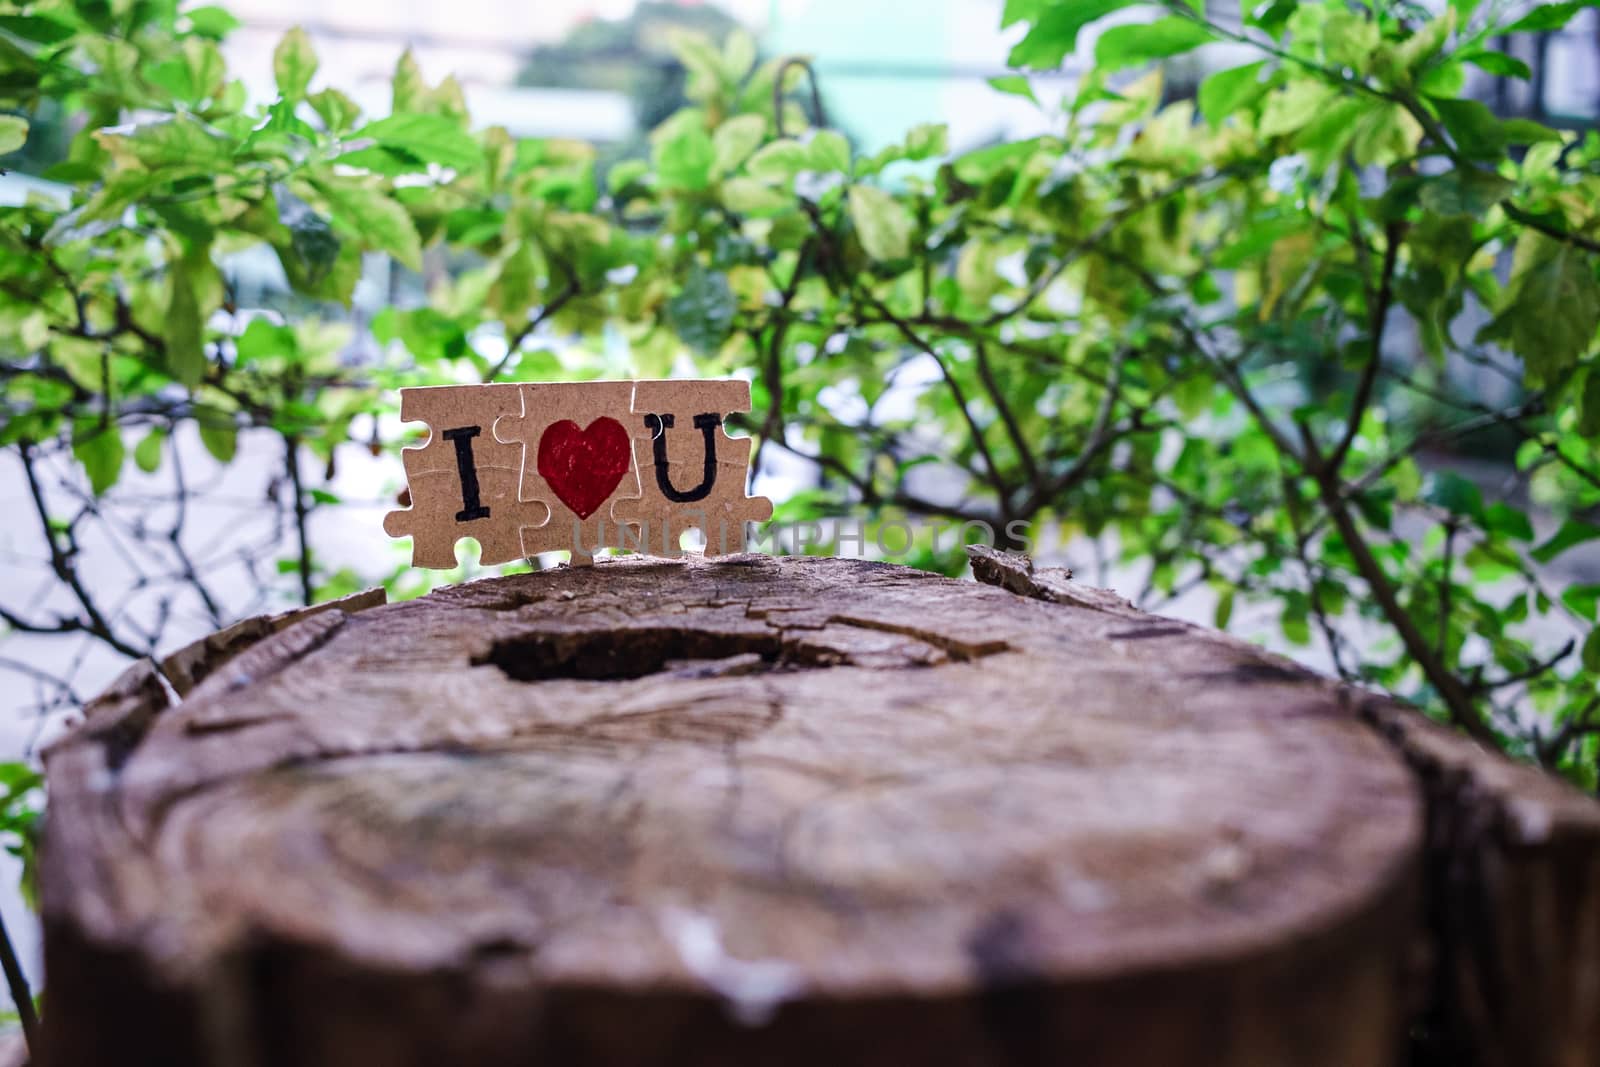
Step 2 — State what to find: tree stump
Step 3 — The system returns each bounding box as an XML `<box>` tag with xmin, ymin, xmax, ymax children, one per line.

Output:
<box><xmin>38</xmin><ymin>552</ymin><xmax>1600</xmax><ymax>1067</ymax></box>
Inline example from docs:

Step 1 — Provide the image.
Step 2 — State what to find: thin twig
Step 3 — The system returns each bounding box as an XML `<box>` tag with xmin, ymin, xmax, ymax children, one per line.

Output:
<box><xmin>18</xmin><ymin>442</ymin><xmax>145</xmax><ymax>659</ymax></box>
<box><xmin>1326</xmin><ymin>221</ymin><xmax>1403</xmax><ymax>477</ymax></box>
<box><xmin>282</xmin><ymin>434</ymin><xmax>314</xmax><ymax>606</ymax></box>
<box><xmin>0</xmin><ymin>909</ymin><xmax>37</xmax><ymax>1054</ymax></box>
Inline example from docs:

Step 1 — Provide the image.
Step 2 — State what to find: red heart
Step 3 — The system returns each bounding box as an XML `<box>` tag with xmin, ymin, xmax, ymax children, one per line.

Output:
<box><xmin>536</xmin><ymin>417</ymin><xmax>632</xmax><ymax>520</ymax></box>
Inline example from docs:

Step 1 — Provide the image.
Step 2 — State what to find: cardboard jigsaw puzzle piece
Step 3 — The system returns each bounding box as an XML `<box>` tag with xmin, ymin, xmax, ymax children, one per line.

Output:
<box><xmin>494</xmin><ymin>380</ymin><xmax>641</xmax><ymax>566</ymax></box>
<box><xmin>612</xmin><ymin>379</ymin><xmax>774</xmax><ymax>558</ymax></box>
<box><xmin>382</xmin><ymin>384</ymin><xmax>550</xmax><ymax>568</ymax></box>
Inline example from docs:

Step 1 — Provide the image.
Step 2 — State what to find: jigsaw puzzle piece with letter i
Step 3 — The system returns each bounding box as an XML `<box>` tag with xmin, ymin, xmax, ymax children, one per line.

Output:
<box><xmin>613</xmin><ymin>379</ymin><xmax>773</xmax><ymax>558</ymax></box>
<box><xmin>494</xmin><ymin>379</ymin><xmax>641</xmax><ymax>566</ymax></box>
<box><xmin>382</xmin><ymin>384</ymin><xmax>550</xmax><ymax>568</ymax></box>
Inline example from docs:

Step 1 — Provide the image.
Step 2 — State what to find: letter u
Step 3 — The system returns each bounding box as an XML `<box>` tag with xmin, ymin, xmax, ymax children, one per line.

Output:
<box><xmin>645</xmin><ymin>413</ymin><xmax>719</xmax><ymax>503</ymax></box>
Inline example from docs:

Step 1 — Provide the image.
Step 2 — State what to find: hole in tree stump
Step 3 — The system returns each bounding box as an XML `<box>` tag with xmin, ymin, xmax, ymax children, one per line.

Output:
<box><xmin>474</xmin><ymin>627</ymin><xmax>846</xmax><ymax>682</ymax></box>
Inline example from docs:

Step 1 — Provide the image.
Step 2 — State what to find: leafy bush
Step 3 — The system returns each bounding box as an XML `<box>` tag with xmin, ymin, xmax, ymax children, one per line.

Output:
<box><xmin>1</xmin><ymin>0</ymin><xmax>1599</xmax><ymax>787</ymax></box>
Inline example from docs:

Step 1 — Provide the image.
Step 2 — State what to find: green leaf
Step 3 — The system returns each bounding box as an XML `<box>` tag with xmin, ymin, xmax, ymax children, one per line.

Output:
<box><xmin>1420</xmin><ymin>169</ymin><xmax>1513</xmax><ymax>216</ymax></box>
<box><xmin>72</xmin><ymin>421</ymin><xmax>124</xmax><ymax>496</ymax></box>
<box><xmin>988</xmin><ymin>75</ymin><xmax>1038</xmax><ymax>104</ymax></box>
<box><xmin>133</xmin><ymin>427</ymin><xmax>165</xmax><ymax>473</ymax></box>
<box><xmin>668</xmin><ymin>30</ymin><xmax>723</xmax><ymax>96</ymax></box>
<box><xmin>651</xmin><ymin>110</ymin><xmax>715</xmax><ymax>191</ymax></box>
<box><xmin>1007</xmin><ymin>0</ymin><xmax>1138</xmax><ymax>69</ymax></box>
<box><xmin>666</xmin><ymin>268</ymin><xmax>737</xmax><ymax>356</ymax></box>
<box><xmin>723</xmin><ymin>29</ymin><xmax>756</xmax><ymax>78</ymax></box>
<box><xmin>0</xmin><ymin>115</ymin><xmax>28</xmax><ymax>155</ymax></box>
<box><xmin>1417</xmin><ymin>61</ymin><xmax>1466</xmax><ymax>98</ymax></box>
<box><xmin>386</xmin><ymin>308</ymin><xmax>468</xmax><ymax>362</ymax></box>
<box><xmin>276</xmin><ymin>187</ymin><xmax>342</xmax><ymax>289</ymax></box>
<box><xmin>184</xmin><ymin>38</ymin><xmax>227</xmax><ymax>101</ymax></box>
<box><xmin>274</xmin><ymin>26</ymin><xmax>317</xmax><ymax>101</ymax></box>
<box><xmin>198</xmin><ymin>416</ymin><xmax>237</xmax><ymax>464</ymax></box>
<box><xmin>1214</xmin><ymin>587</ymin><xmax>1234</xmax><ymax>630</ymax></box>
<box><xmin>0</xmin><ymin>14</ymin><xmax>75</xmax><ymax>43</ymax></box>
<box><xmin>310</xmin><ymin>175</ymin><xmax>423</xmax><ymax>272</ymax></box>
<box><xmin>1247</xmin><ymin>0</ymin><xmax>1297</xmax><ymax>36</ymax></box>
<box><xmin>1485</xmin><ymin>502</ymin><xmax>1534</xmax><ymax>541</ymax></box>
<box><xmin>1482</xmin><ymin>233</ymin><xmax>1600</xmax><ymax>385</ymax></box>
<box><xmin>240</xmin><ymin>98</ymin><xmax>320</xmax><ymax>155</ymax></box>
<box><xmin>1259</xmin><ymin>80</ymin><xmax>1337</xmax><ymax>139</ymax></box>
<box><xmin>1280</xmin><ymin>606</ymin><xmax>1311</xmax><ymax>646</ymax></box>
<box><xmin>902</xmin><ymin>123</ymin><xmax>948</xmax><ymax>160</ymax></box>
<box><xmin>236</xmin><ymin>317</ymin><xmax>297</xmax><ymax>365</ymax></box>
<box><xmin>1582</xmin><ymin>371</ymin><xmax>1600</xmax><ymax>437</ymax></box>
<box><xmin>1002</xmin><ymin>0</ymin><xmax>1043</xmax><ymax>27</ymax></box>
<box><xmin>1197</xmin><ymin>61</ymin><xmax>1269</xmax><ymax>126</ymax></box>
<box><xmin>721</xmin><ymin>177</ymin><xmax>790</xmax><ymax>215</ymax></box>
<box><xmin>951</xmin><ymin>137</ymin><xmax>1041</xmax><ymax>182</ymax></box>
<box><xmin>96</xmin><ymin>115</ymin><xmax>231</xmax><ymax>168</ymax></box>
<box><xmin>1460</xmin><ymin>49</ymin><xmax>1531</xmax><ymax>80</ymax></box>
<box><xmin>1324</xmin><ymin>13</ymin><xmax>1388</xmax><ymax>70</ymax></box>
<box><xmin>354</xmin><ymin>113</ymin><xmax>481</xmax><ymax>172</ymax></box>
<box><xmin>712</xmin><ymin>114</ymin><xmax>766</xmax><ymax>177</ymax></box>
<box><xmin>1505</xmin><ymin>1</ymin><xmax>1586</xmax><ymax>33</ymax></box>
<box><xmin>1350</xmin><ymin>101</ymin><xmax>1424</xmax><ymax>167</ymax></box>
<box><xmin>391</xmin><ymin>49</ymin><xmax>427</xmax><ymax>113</ymax></box>
<box><xmin>746</xmin><ymin>139</ymin><xmax>812</xmax><ymax>183</ymax></box>
<box><xmin>164</xmin><ymin>254</ymin><xmax>206</xmax><ymax>388</ymax></box>
<box><xmin>1215</xmin><ymin>215</ymin><xmax>1309</xmax><ymax>268</ymax></box>
<box><xmin>1294</xmin><ymin>96</ymin><xmax>1367</xmax><ymax>169</ymax></box>
<box><xmin>309</xmin><ymin>88</ymin><xmax>360</xmax><ymax>133</ymax></box>
<box><xmin>185</xmin><ymin>5</ymin><xmax>240</xmax><ymax>38</ymax></box>
<box><xmin>607</xmin><ymin>158</ymin><xmax>649</xmax><ymax>196</ymax></box>
<box><xmin>1093</xmin><ymin>17</ymin><xmax>1213</xmax><ymax>72</ymax></box>
<box><xmin>808</xmin><ymin>130</ymin><xmax>851</xmax><ymax>175</ymax></box>
<box><xmin>1533</xmin><ymin>520</ymin><xmax>1600</xmax><ymax>564</ymax></box>
<box><xmin>1561</xmin><ymin>584</ymin><xmax>1600</xmax><ymax>620</ymax></box>
<box><xmin>1396</xmin><ymin>12</ymin><xmax>1455</xmax><ymax>72</ymax></box>
<box><xmin>1322</xmin><ymin>9</ymin><xmax>1381</xmax><ymax>71</ymax></box>
<box><xmin>1432</xmin><ymin>97</ymin><xmax>1507</xmax><ymax>159</ymax></box>
<box><xmin>1584</xmin><ymin>628</ymin><xmax>1600</xmax><ymax>674</ymax></box>
<box><xmin>1498</xmin><ymin>117</ymin><xmax>1562</xmax><ymax>146</ymax></box>
<box><xmin>848</xmin><ymin>184</ymin><xmax>915</xmax><ymax>261</ymax></box>
<box><xmin>1426</xmin><ymin>471</ymin><xmax>1485</xmax><ymax>523</ymax></box>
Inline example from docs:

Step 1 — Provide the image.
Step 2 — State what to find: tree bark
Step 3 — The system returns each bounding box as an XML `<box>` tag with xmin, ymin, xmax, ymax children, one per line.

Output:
<box><xmin>36</xmin><ymin>551</ymin><xmax>1600</xmax><ymax>1067</ymax></box>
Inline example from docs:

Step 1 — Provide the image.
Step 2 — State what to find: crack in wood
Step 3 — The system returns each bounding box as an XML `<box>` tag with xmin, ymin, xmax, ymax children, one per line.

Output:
<box><xmin>814</xmin><ymin>614</ymin><xmax>1012</xmax><ymax>662</ymax></box>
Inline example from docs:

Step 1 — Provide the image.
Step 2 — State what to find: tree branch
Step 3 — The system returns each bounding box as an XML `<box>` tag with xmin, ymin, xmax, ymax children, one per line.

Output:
<box><xmin>282</xmin><ymin>434</ymin><xmax>314</xmax><ymax>606</ymax></box>
<box><xmin>17</xmin><ymin>442</ymin><xmax>146</xmax><ymax>659</ymax></box>
<box><xmin>1326</xmin><ymin>221</ymin><xmax>1403</xmax><ymax>477</ymax></box>
<box><xmin>1312</xmin><ymin>467</ymin><xmax>1495</xmax><ymax>746</ymax></box>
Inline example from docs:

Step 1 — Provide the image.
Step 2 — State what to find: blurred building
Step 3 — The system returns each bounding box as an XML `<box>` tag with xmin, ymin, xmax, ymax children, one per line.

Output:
<box><xmin>205</xmin><ymin>0</ymin><xmax>1067</xmax><ymax>151</ymax></box>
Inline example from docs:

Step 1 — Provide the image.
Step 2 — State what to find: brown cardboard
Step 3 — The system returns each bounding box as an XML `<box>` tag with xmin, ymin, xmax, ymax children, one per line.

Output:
<box><xmin>494</xmin><ymin>380</ymin><xmax>641</xmax><ymax>566</ymax></box>
<box><xmin>381</xmin><ymin>383</ymin><xmax>548</xmax><ymax>568</ymax></box>
<box><xmin>385</xmin><ymin>379</ymin><xmax>772</xmax><ymax>568</ymax></box>
<box><xmin>612</xmin><ymin>378</ymin><xmax>774</xmax><ymax>558</ymax></box>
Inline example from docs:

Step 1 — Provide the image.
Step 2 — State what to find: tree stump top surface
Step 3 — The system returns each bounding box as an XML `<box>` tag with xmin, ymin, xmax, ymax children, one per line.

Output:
<box><xmin>49</xmin><ymin>554</ymin><xmax>1422</xmax><ymax>1005</ymax></box>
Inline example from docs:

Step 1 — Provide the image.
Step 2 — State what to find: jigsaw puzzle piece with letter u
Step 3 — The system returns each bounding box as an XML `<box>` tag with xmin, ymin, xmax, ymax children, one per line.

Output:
<box><xmin>612</xmin><ymin>379</ymin><xmax>774</xmax><ymax>558</ymax></box>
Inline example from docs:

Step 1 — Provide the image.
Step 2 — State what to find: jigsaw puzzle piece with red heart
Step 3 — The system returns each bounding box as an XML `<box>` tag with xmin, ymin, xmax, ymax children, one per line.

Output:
<box><xmin>382</xmin><ymin>384</ymin><xmax>550</xmax><ymax>568</ymax></box>
<box><xmin>493</xmin><ymin>380</ymin><xmax>641</xmax><ymax>565</ymax></box>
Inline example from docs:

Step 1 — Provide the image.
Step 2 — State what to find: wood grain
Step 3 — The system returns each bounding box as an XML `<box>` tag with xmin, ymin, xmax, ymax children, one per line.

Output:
<box><xmin>35</xmin><ymin>553</ymin><xmax>1600</xmax><ymax>1066</ymax></box>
